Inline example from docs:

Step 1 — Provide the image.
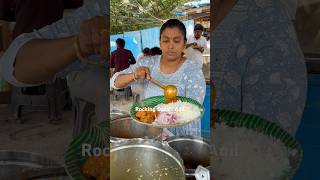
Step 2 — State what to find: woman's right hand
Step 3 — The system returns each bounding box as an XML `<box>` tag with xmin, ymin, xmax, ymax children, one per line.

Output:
<box><xmin>133</xmin><ymin>66</ymin><xmax>151</xmax><ymax>81</ymax></box>
<box><xmin>79</xmin><ymin>16</ymin><xmax>108</xmax><ymax>56</ymax></box>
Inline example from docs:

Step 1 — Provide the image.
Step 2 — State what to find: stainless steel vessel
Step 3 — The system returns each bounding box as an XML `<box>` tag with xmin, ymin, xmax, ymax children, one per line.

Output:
<box><xmin>166</xmin><ymin>135</ymin><xmax>211</xmax><ymax>179</ymax></box>
<box><xmin>110</xmin><ymin>139</ymin><xmax>185</xmax><ymax>180</ymax></box>
<box><xmin>110</xmin><ymin>109</ymin><xmax>130</xmax><ymax>119</ymax></box>
<box><xmin>0</xmin><ymin>151</ymin><xmax>64</xmax><ymax>179</ymax></box>
<box><xmin>111</xmin><ymin>116</ymin><xmax>162</xmax><ymax>142</ymax></box>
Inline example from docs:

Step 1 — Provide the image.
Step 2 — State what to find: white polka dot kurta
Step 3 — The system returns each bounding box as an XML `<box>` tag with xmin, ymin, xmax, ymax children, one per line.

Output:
<box><xmin>111</xmin><ymin>55</ymin><xmax>206</xmax><ymax>136</ymax></box>
<box><xmin>211</xmin><ymin>0</ymin><xmax>307</xmax><ymax>135</ymax></box>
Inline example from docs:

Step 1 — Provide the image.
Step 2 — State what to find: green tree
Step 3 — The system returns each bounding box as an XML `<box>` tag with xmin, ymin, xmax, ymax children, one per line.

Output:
<box><xmin>111</xmin><ymin>0</ymin><xmax>188</xmax><ymax>34</ymax></box>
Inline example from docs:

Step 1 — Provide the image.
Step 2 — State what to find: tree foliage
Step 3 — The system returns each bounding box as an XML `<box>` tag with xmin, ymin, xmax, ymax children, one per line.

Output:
<box><xmin>111</xmin><ymin>0</ymin><xmax>188</xmax><ymax>34</ymax></box>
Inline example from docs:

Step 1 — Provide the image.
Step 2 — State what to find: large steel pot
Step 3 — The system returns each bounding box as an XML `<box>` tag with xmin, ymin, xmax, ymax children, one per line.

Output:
<box><xmin>0</xmin><ymin>151</ymin><xmax>64</xmax><ymax>180</ymax></box>
<box><xmin>110</xmin><ymin>139</ymin><xmax>185</xmax><ymax>180</ymax></box>
<box><xmin>19</xmin><ymin>167</ymin><xmax>69</xmax><ymax>180</ymax></box>
<box><xmin>166</xmin><ymin>135</ymin><xmax>211</xmax><ymax>179</ymax></box>
<box><xmin>110</xmin><ymin>109</ymin><xmax>130</xmax><ymax>119</ymax></box>
<box><xmin>110</xmin><ymin>139</ymin><xmax>210</xmax><ymax>180</ymax></box>
<box><xmin>110</xmin><ymin>116</ymin><xmax>162</xmax><ymax>142</ymax></box>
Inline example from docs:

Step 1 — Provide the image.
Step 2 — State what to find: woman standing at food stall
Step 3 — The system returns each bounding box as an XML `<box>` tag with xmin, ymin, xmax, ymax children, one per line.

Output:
<box><xmin>110</xmin><ymin>19</ymin><xmax>206</xmax><ymax>136</ymax></box>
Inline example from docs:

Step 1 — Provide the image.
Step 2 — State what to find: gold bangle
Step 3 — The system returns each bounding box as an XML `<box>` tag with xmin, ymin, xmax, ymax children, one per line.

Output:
<box><xmin>132</xmin><ymin>72</ymin><xmax>137</xmax><ymax>81</ymax></box>
<box><xmin>73</xmin><ymin>34</ymin><xmax>107</xmax><ymax>67</ymax></box>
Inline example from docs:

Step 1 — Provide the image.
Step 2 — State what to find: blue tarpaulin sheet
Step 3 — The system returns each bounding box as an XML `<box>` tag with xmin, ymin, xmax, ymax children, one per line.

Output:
<box><xmin>123</xmin><ymin>31</ymin><xmax>142</xmax><ymax>59</ymax></box>
<box><xmin>111</xmin><ymin>20</ymin><xmax>195</xmax><ymax>56</ymax></box>
<box><xmin>201</xmin><ymin>84</ymin><xmax>211</xmax><ymax>139</ymax></box>
<box><xmin>140</xmin><ymin>27</ymin><xmax>160</xmax><ymax>49</ymax></box>
<box><xmin>183</xmin><ymin>20</ymin><xmax>195</xmax><ymax>37</ymax></box>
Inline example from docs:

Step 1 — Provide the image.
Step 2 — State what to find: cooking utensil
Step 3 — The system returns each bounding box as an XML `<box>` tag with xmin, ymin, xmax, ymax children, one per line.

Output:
<box><xmin>166</xmin><ymin>135</ymin><xmax>211</xmax><ymax>180</ymax></box>
<box><xmin>130</xmin><ymin>96</ymin><xmax>204</xmax><ymax>128</ymax></box>
<box><xmin>110</xmin><ymin>116</ymin><xmax>162</xmax><ymax>142</ymax></box>
<box><xmin>110</xmin><ymin>139</ymin><xmax>210</xmax><ymax>180</ymax></box>
<box><xmin>110</xmin><ymin>109</ymin><xmax>130</xmax><ymax>119</ymax></box>
<box><xmin>0</xmin><ymin>151</ymin><xmax>61</xmax><ymax>180</ymax></box>
<box><xmin>98</xmin><ymin>109</ymin><xmax>130</xmax><ymax>130</ymax></box>
<box><xmin>20</xmin><ymin>167</ymin><xmax>69</xmax><ymax>180</ymax></box>
<box><xmin>110</xmin><ymin>139</ymin><xmax>185</xmax><ymax>180</ymax></box>
<box><xmin>150</xmin><ymin>78</ymin><xmax>177</xmax><ymax>102</ymax></box>
<box><xmin>186</xmin><ymin>165</ymin><xmax>211</xmax><ymax>180</ymax></box>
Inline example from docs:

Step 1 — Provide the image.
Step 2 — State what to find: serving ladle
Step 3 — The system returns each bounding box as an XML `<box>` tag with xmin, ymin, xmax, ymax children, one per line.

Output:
<box><xmin>150</xmin><ymin>78</ymin><xmax>177</xmax><ymax>102</ymax></box>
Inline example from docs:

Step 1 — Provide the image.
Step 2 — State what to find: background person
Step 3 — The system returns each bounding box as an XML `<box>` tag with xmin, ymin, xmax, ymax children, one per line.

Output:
<box><xmin>185</xmin><ymin>24</ymin><xmax>207</xmax><ymax>67</ymax></box>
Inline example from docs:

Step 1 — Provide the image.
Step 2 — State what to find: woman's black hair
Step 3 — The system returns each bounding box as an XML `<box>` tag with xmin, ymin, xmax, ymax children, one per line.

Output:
<box><xmin>160</xmin><ymin>19</ymin><xmax>187</xmax><ymax>42</ymax></box>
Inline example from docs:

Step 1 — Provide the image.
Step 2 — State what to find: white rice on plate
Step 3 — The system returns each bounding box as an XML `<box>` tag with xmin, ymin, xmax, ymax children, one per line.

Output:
<box><xmin>154</xmin><ymin>100</ymin><xmax>202</xmax><ymax>124</ymax></box>
<box><xmin>211</xmin><ymin>123</ymin><xmax>295</xmax><ymax>180</ymax></box>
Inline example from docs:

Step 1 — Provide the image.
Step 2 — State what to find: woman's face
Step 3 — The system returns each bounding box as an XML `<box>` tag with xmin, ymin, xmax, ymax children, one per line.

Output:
<box><xmin>160</xmin><ymin>27</ymin><xmax>186</xmax><ymax>61</ymax></box>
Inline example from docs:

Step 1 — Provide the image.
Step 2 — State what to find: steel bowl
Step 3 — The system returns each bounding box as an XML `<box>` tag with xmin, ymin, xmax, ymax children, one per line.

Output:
<box><xmin>110</xmin><ymin>116</ymin><xmax>162</xmax><ymax>142</ymax></box>
<box><xmin>166</xmin><ymin>136</ymin><xmax>211</xmax><ymax>179</ymax></box>
<box><xmin>110</xmin><ymin>109</ymin><xmax>130</xmax><ymax>119</ymax></box>
<box><xmin>19</xmin><ymin>167</ymin><xmax>70</xmax><ymax>180</ymax></box>
<box><xmin>0</xmin><ymin>151</ymin><xmax>63</xmax><ymax>179</ymax></box>
<box><xmin>110</xmin><ymin>138</ymin><xmax>185</xmax><ymax>180</ymax></box>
